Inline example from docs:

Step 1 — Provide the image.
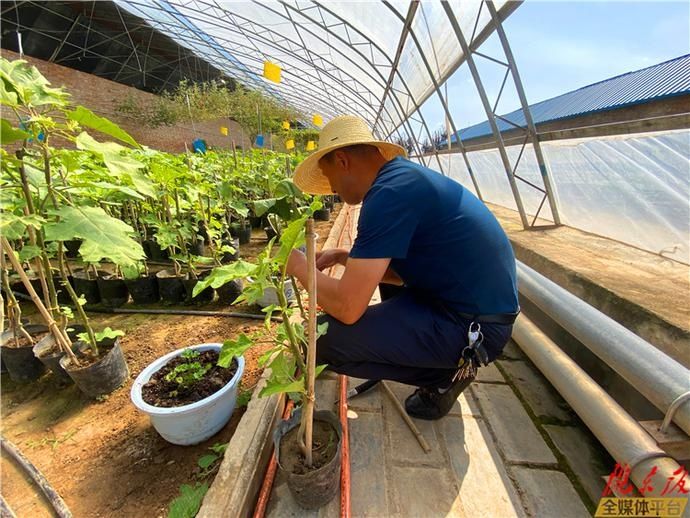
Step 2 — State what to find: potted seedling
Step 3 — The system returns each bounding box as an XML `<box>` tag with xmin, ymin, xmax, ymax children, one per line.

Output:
<box><xmin>122</xmin><ymin>261</ymin><xmax>159</xmax><ymax>304</ymax></box>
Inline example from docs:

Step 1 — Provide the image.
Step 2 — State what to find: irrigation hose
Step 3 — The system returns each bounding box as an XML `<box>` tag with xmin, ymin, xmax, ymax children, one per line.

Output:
<box><xmin>0</xmin><ymin>436</ymin><xmax>72</xmax><ymax>518</ymax></box>
<box><xmin>0</xmin><ymin>495</ymin><xmax>17</xmax><ymax>518</ymax></box>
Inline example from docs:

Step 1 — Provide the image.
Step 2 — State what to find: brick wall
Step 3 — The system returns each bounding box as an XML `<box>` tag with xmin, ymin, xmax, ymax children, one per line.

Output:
<box><xmin>1</xmin><ymin>49</ymin><xmax>252</xmax><ymax>152</ymax></box>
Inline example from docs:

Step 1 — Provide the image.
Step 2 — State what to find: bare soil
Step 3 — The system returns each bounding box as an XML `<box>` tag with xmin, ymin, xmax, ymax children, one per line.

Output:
<box><xmin>142</xmin><ymin>351</ymin><xmax>238</xmax><ymax>407</ymax></box>
<box><xmin>280</xmin><ymin>420</ymin><xmax>339</xmax><ymax>474</ymax></box>
<box><xmin>0</xmin><ymin>206</ymin><xmax>341</xmax><ymax>517</ymax></box>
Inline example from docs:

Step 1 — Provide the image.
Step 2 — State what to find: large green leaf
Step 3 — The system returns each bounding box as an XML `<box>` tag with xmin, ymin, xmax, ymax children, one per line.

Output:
<box><xmin>0</xmin><ymin>213</ymin><xmax>45</xmax><ymax>240</ymax></box>
<box><xmin>259</xmin><ymin>378</ymin><xmax>304</xmax><ymax>397</ymax></box>
<box><xmin>43</xmin><ymin>205</ymin><xmax>144</xmax><ymax>266</ymax></box>
<box><xmin>0</xmin><ymin>118</ymin><xmax>29</xmax><ymax>144</ymax></box>
<box><xmin>274</xmin><ymin>215</ymin><xmax>307</xmax><ymax>269</ymax></box>
<box><xmin>168</xmin><ymin>483</ymin><xmax>208</xmax><ymax>518</ymax></box>
<box><xmin>68</xmin><ymin>106</ymin><xmax>140</xmax><ymax>148</ymax></box>
<box><xmin>192</xmin><ymin>260</ymin><xmax>256</xmax><ymax>298</ymax></box>
<box><xmin>218</xmin><ymin>333</ymin><xmax>253</xmax><ymax>368</ymax></box>
<box><xmin>0</xmin><ymin>58</ymin><xmax>69</xmax><ymax>107</ymax></box>
<box><xmin>252</xmin><ymin>198</ymin><xmax>278</xmax><ymax>217</ymax></box>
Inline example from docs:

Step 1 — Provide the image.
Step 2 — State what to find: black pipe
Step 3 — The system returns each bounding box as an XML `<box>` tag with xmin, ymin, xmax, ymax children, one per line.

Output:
<box><xmin>0</xmin><ymin>436</ymin><xmax>72</xmax><ymax>518</ymax></box>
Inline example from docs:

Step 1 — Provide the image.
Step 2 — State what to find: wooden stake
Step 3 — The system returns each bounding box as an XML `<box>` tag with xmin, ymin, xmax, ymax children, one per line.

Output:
<box><xmin>1</xmin><ymin>237</ymin><xmax>78</xmax><ymax>365</ymax></box>
<box><xmin>303</xmin><ymin>218</ymin><xmax>317</xmax><ymax>467</ymax></box>
<box><xmin>381</xmin><ymin>381</ymin><xmax>431</xmax><ymax>454</ymax></box>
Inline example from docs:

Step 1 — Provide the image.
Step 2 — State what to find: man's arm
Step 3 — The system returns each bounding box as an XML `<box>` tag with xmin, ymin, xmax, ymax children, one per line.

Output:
<box><xmin>287</xmin><ymin>250</ymin><xmax>390</xmax><ymax>325</ymax></box>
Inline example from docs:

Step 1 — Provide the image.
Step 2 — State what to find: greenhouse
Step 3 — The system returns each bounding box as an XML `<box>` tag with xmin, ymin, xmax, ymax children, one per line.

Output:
<box><xmin>1</xmin><ymin>1</ymin><xmax>688</xmax><ymax>517</ymax></box>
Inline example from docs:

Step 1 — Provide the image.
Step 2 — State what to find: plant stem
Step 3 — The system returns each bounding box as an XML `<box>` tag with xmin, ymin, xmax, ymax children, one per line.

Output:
<box><xmin>0</xmin><ymin>251</ymin><xmax>33</xmax><ymax>346</ymax></box>
<box><xmin>290</xmin><ymin>275</ymin><xmax>307</xmax><ymax>321</ymax></box>
<box><xmin>300</xmin><ymin>219</ymin><xmax>317</xmax><ymax>467</ymax></box>
<box><xmin>275</xmin><ymin>284</ymin><xmax>306</xmax><ymax>375</ymax></box>
<box><xmin>57</xmin><ymin>243</ymin><xmax>94</xmax><ymax>357</ymax></box>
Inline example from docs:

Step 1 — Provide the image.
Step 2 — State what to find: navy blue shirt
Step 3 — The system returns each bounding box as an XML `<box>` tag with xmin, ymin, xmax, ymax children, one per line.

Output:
<box><xmin>349</xmin><ymin>157</ymin><xmax>518</xmax><ymax>315</ymax></box>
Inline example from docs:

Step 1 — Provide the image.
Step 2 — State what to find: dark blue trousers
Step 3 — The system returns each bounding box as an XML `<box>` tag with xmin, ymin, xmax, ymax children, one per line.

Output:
<box><xmin>316</xmin><ymin>285</ymin><xmax>513</xmax><ymax>388</ymax></box>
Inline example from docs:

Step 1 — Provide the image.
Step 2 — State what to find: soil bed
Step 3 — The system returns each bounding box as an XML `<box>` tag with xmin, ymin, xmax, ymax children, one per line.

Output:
<box><xmin>142</xmin><ymin>351</ymin><xmax>238</xmax><ymax>407</ymax></box>
<box><xmin>281</xmin><ymin>420</ymin><xmax>339</xmax><ymax>475</ymax></box>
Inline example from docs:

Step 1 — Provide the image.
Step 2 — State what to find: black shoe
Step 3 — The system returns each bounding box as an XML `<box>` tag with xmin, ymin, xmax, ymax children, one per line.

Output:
<box><xmin>404</xmin><ymin>375</ymin><xmax>475</xmax><ymax>420</ymax></box>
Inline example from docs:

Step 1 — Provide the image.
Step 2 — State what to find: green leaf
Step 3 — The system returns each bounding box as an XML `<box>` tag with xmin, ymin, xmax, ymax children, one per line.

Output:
<box><xmin>0</xmin><ymin>58</ymin><xmax>69</xmax><ymax>107</ymax></box>
<box><xmin>252</xmin><ymin>198</ymin><xmax>278</xmax><ymax>217</ymax></box>
<box><xmin>274</xmin><ymin>215</ymin><xmax>307</xmax><ymax>269</ymax></box>
<box><xmin>18</xmin><ymin>244</ymin><xmax>42</xmax><ymax>261</ymax></box>
<box><xmin>218</xmin><ymin>333</ymin><xmax>253</xmax><ymax>368</ymax></box>
<box><xmin>95</xmin><ymin>327</ymin><xmax>125</xmax><ymax>342</ymax></box>
<box><xmin>43</xmin><ymin>205</ymin><xmax>145</xmax><ymax>266</ymax></box>
<box><xmin>68</xmin><ymin>106</ymin><xmax>140</xmax><ymax>148</ymax></box>
<box><xmin>314</xmin><ymin>364</ymin><xmax>328</xmax><ymax>378</ymax></box>
<box><xmin>192</xmin><ymin>260</ymin><xmax>255</xmax><ymax>298</ymax></box>
<box><xmin>259</xmin><ymin>377</ymin><xmax>304</xmax><ymax>397</ymax></box>
<box><xmin>0</xmin><ymin>213</ymin><xmax>45</xmax><ymax>240</ymax></box>
<box><xmin>168</xmin><ymin>483</ymin><xmax>208</xmax><ymax>518</ymax></box>
<box><xmin>197</xmin><ymin>454</ymin><xmax>218</xmax><ymax>470</ymax></box>
<box><xmin>0</xmin><ymin>118</ymin><xmax>30</xmax><ymax>144</ymax></box>
<box><xmin>316</xmin><ymin>321</ymin><xmax>329</xmax><ymax>340</ymax></box>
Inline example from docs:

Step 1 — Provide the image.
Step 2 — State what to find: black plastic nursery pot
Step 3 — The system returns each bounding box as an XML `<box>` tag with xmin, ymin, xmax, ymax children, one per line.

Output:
<box><xmin>264</xmin><ymin>226</ymin><xmax>278</xmax><ymax>241</ymax></box>
<box><xmin>215</xmin><ymin>278</ymin><xmax>243</xmax><ymax>304</ymax></box>
<box><xmin>64</xmin><ymin>239</ymin><xmax>82</xmax><ymax>259</ymax></box>
<box><xmin>124</xmin><ymin>275</ymin><xmax>159</xmax><ymax>304</ymax></box>
<box><xmin>97</xmin><ymin>275</ymin><xmax>129</xmax><ymax>307</ymax></box>
<box><xmin>231</xmin><ymin>223</ymin><xmax>252</xmax><ymax>245</ymax></box>
<box><xmin>274</xmin><ymin>408</ymin><xmax>342</xmax><ymax>510</ymax></box>
<box><xmin>249</xmin><ymin>215</ymin><xmax>264</xmax><ymax>229</ymax></box>
<box><xmin>10</xmin><ymin>275</ymin><xmax>42</xmax><ymax>296</ymax></box>
<box><xmin>182</xmin><ymin>271</ymin><xmax>214</xmax><ymax>304</ymax></box>
<box><xmin>59</xmin><ymin>337</ymin><xmax>129</xmax><ymax>398</ymax></box>
<box><xmin>155</xmin><ymin>269</ymin><xmax>186</xmax><ymax>304</ymax></box>
<box><xmin>0</xmin><ymin>324</ymin><xmax>49</xmax><ymax>383</ymax></box>
<box><xmin>221</xmin><ymin>238</ymin><xmax>240</xmax><ymax>263</ymax></box>
<box><xmin>72</xmin><ymin>270</ymin><xmax>103</xmax><ymax>305</ymax></box>
<box><xmin>143</xmin><ymin>239</ymin><xmax>170</xmax><ymax>262</ymax></box>
<box><xmin>313</xmin><ymin>208</ymin><xmax>331</xmax><ymax>222</ymax></box>
<box><xmin>33</xmin><ymin>325</ymin><xmax>86</xmax><ymax>384</ymax></box>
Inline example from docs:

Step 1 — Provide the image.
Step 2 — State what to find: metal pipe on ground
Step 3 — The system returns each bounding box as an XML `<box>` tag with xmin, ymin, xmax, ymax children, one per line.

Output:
<box><xmin>512</xmin><ymin>315</ymin><xmax>685</xmax><ymax>498</ymax></box>
<box><xmin>516</xmin><ymin>261</ymin><xmax>690</xmax><ymax>437</ymax></box>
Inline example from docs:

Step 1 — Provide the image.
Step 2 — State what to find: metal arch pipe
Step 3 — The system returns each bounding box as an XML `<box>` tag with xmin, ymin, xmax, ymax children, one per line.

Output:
<box><xmin>511</xmin><ymin>315</ymin><xmax>685</xmax><ymax>498</ymax></box>
<box><xmin>517</xmin><ymin>261</ymin><xmax>690</xmax><ymax>437</ymax></box>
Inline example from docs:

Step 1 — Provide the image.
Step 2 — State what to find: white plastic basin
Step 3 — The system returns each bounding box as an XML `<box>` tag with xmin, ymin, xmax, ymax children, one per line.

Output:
<box><xmin>130</xmin><ymin>343</ymin><xmax>244</xmax><ymax>446</ymax></box>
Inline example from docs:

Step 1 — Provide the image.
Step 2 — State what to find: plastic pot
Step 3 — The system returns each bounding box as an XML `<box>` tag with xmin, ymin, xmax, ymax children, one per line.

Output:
<box><xmin>130</xmin><ymin>343</ymin><xmax>245</xmax><ymax>445</ymax></box>
<box><xmin>33</xmin><ymin>325</ymin><xmax>86</xmax><ymax>384</ymax></box>
<box><xmin>232</xmin><ymin>223</ymin><xmax>252</xmax><ymax>245</ymax></box>
<box><xmin>256</xmin><ymin>279</ymin><xmax>295</xmax><ymax>308</ymax></box>
<box><xmin>64</xmin><ymin>239</ymin><xmax>82</xmax><ymax>259</ymax></box>
<box><xmin>72</xmin><ymin>270</ymin><xmax>104</xmax><ymax>305</ymax></box>
<box><xmin>182</xmin><ymin>271</ymin><xmax>214</xmax><ymax>304</ymax></box>
<box><xmin>143</xmin><ymin>239</ymin><xmax>170</xmax><ymax>262</ymax></box>
<box><xmin>221</xmin><ymin>238</ymin><xmax>240</xmax><ymax>263</ymax></box>
<box><xmin>59</xmin><ymin>337</ymin><xmax>129</xmax><ymax>398</ymax></box>
<box><xmin>97</xmin><ymin>275</ymin><xmax>129</xmax><ymax>307</ymax></box>
<box><xmin>156</xmin><ymin>269</ymin><xmax>186</xmax><ymax>304</ymax></box>
<box><xmin>274</xmin><ymin>407</ymin><xmax>342</xmax><ymax>509</ymax></box>
<box><xmin>313</xmin><ymin>208</ymin><xmax>331</xmax><ymax>222</ymax></box>
<box><xmin>215</xmin><ymin>279</ymin><xmax>243</xmax><ymax>304</ymax></box>
<box><xmin>10</xmin><ymin>275</ymin><xmax>42</xmax><ymax>296</ymax></box>
<box><xmin>124</xmin><ymin>275</ymin><xmax>159</xmax><ymax>304</ymax></box>
<box><xmin>0</xmin><ymin>324</ymin><xmax>48</xmax><ymax>382</ymax></box>
<box><xmin>264</xmin><ymin>226</ymin><xmax>278</xmax><ymax>241</ymax></box>
<box><xmin>188</xmin><ymin>240</ymin><xmax>205</xmax><ymax>257</ymax></box>
<box><xmin>249</xmin><ymin>215</ymin><xmax>264</xmax><ymax>229</ymax></box>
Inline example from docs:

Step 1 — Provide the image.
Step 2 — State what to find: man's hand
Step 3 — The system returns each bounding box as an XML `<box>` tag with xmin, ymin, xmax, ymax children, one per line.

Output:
<box><xmin>315</xmin><ymin>248</ymin><xmax>349</xmax><ymax>271</ymax></box>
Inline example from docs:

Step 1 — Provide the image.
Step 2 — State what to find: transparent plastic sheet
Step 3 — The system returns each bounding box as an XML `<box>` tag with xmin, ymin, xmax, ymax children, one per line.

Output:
<box><xmin>443</xmin><ymin>130</ymin><xmax>690</xmax><ymax>264</ymax></box>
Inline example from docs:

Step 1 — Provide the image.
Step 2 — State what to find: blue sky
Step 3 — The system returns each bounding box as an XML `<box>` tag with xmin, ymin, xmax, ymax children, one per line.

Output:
<box><xmin>420</xmin><ymin>0</ymin><xmax>690</xmax><ymax>133</ymax></box>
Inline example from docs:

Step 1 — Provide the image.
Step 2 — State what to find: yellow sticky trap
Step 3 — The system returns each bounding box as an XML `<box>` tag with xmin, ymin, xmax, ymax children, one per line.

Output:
<box><xmin>285</xmin><ymin>139</ymin><xmax>295</xmax><ymax>150</ymax></box>
<box><xmin>282</xmin><ymin>120</ymin><xmax>290</xmax><ymax>130</ymax></box>
<box><xmin>306</xmin><ymin>141</ymin><xmax>315</xmax><ymax>151</ymax></box>
<box><xmin>263</xmin><ymin>61</ymin><xmax>281</xmax><ymax>83</ymax></box>
<box><xmin>220</xmin><ymin>126</ymin><xmax>228</xmax><ymax>136</ymax></box>
<box><xmin>313</xmin><ymin>114</ymin><xmax>323</xmax><ymax>126</ymax></box>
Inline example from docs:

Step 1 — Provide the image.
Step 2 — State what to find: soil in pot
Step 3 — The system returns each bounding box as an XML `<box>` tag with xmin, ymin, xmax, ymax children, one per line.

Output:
<box><xmin>182</xmin><ymin>271</ymin><xmax>214</xmax><ymax>304</ymax></box>
<box><xmin>73</xmin><ymin>270</ymin><xmax>104</xmax><ymax>305</ymax></box>
<box><xmin>124</xmin><ymin>275</ymin><xmax>159</xmax><ymax>304</ymax></box>
<box><xmin>1</xmin><ymin>325</ymin><xmax>49</xmax><ymax>382</ymax></box>
<box><xmin>155</xmin><ymin>270</ymin><xmax>186</xmax><ymax>304</ymax></box>
<box><xmin>97</xmin><ymin>275</ymin><xmax>129</xmax><ymax>307</ymax></box>
<box><xmin>275</xmin><ymin>409</ymin><xmax>342</xmax><ymax>509</ymax></box>
<box><xmin>60</xmin><ymin>338</ymin><xmax>129</xmax><ymax>398</ymax></box>
<box><xmin>33</xmin><ymin>325</ymin><xmax>86</xmax><ymax>384</ymax></box>
<box><xmin>141</xmin><ymin>350</ymin><xmax>238</xmax><ymax>407</ymax></box>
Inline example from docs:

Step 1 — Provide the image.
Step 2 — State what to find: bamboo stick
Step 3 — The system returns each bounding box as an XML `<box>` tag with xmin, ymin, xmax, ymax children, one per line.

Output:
<box><xmin>1</xmin><ymin>237</ymin><xmax>78</xmax><ymax>365</ymax></box>
<box><xmin>381</xmin><ymin>381</ymin><xmax>431</xmax><ymax>454</ymax></box>
<box><xmin>303</xmin><ymin>218</ymin><xmax>317</xmax><ymax>467</ymax></box>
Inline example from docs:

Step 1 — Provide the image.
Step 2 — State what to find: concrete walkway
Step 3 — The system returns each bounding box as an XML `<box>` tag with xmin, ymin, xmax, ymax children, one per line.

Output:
<box><xmin>265</xmin><ymin>205</ymin><xmax>598</xmax><ymax>518</ymax></box>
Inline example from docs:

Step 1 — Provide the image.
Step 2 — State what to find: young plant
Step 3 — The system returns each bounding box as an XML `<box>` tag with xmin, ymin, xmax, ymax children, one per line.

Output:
<box><xmin>164</xmin><ymin>349</ymin><xmax>213</xmax><ymax>397</ymax></box>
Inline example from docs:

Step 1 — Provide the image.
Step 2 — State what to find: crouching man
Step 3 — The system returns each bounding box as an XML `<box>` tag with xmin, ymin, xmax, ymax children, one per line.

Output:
<box><xmin>286</xmin><ymin>115</ymin><xmax>518</xmax><ymax>420</ymax></box>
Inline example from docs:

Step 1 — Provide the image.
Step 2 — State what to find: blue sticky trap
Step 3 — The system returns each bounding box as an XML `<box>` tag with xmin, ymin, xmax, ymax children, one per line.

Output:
<box><xmin>192</xmin><ymin>138</ymin><xmax>207</xmax><ymax>154</ymax></box>
<box><xmin>255</xmin><ymin>134</ymin><xmax>264</xmax><ymax>147</ymax></box>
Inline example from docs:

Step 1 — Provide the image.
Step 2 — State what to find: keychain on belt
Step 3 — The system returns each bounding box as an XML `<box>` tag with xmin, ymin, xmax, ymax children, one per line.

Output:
<box><xmin>453</xmin><ymin>322</ymin><xmax>490</xmax><ymax>382</ymax></box>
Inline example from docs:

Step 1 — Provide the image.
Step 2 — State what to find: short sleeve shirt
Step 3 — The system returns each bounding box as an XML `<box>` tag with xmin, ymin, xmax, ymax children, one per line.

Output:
<box><xmin>349</xmin><ymin>157</ymin><xmax>518</xmax><ymax>315</ymax></box>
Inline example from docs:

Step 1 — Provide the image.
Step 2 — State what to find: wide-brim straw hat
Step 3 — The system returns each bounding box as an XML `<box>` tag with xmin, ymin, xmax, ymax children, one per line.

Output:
<box><xmin>293</xmin><ymin>115</ymin><xmax>407</xmax><ymax>195</ymax></box>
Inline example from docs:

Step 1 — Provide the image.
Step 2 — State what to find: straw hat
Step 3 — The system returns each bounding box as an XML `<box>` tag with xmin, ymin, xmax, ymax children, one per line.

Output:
<box><xmin>293</xmin><ymin>115</ymin><xmax>407</xmax><ymax>195</ymax></box>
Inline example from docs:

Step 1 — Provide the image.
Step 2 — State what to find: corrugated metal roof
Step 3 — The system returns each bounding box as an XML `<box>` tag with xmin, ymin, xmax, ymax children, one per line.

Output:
<box><xmin>450</xmin><ymin>54</ymin><xmax>690</xmax><ymax>143</ymax></box>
